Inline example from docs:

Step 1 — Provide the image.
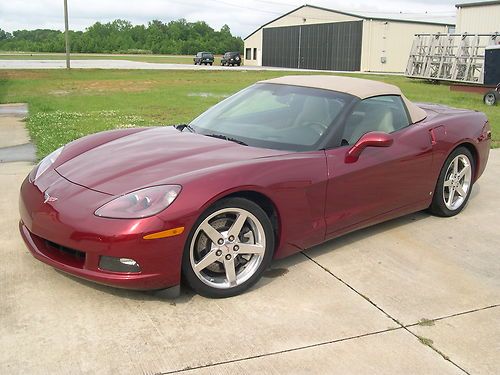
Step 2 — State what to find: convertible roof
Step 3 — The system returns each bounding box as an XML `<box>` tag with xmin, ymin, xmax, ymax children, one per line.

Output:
<box><xmin>260</xmin><ymin>75</ymin><xmax>427</xmax><ymax>123</ymax></box>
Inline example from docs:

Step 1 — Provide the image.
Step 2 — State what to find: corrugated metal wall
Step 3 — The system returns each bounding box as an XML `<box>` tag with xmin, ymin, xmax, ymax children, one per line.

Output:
<box><xmin>262</xmin><ymin>26</ymin><xmax>300</xmax><ymax>68</ymax></box>
<box><xmin>262</xmin><ymin>21</ymin><xmax>362</xmax><ymax>71</ymax></box>
<box><xmin>457</xmin><ymin>4</ymin><xmax>500</xmax><ymax>33</ymax></box>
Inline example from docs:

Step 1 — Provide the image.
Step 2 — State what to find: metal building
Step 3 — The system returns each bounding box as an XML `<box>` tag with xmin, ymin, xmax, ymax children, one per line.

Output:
<box><xmin>244</xmin><ymin>5</ymin><xmax>454</xmax><ymax>73</ymax></box>
<box><xmin>456</xmin><ymin>1</ymin><xmax>500</xmax><ymax>33</ymax></box>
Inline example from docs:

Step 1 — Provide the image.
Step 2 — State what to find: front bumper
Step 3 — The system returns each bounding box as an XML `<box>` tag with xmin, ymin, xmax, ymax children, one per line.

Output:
<box><xmin>19</xmin><ymin>171</ymin><xmax>187</xmax><ymax>290</ymax></box>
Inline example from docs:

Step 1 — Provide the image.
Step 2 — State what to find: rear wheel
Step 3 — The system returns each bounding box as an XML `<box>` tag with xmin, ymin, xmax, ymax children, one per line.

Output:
<box><xmin>483</xmin><ymin>91</ymin><xmax>498</xmax><ymax>106</ymax></box>
<box><xmin>429</xmin><ymin>147</ymin><xmax>474</xmax><ymax>217</ymax></box>
<box><xmin>182</xmin><ymin>198</ymin><xmax>274</xmax><ymax>298</ymax></box>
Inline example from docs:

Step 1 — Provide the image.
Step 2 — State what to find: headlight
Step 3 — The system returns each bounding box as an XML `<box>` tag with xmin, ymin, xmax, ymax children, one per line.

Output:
<box><xmin>29</xmin><ymin>146</ymin><xmax>64</xmax><ymax>182</ymax></box>
<box><xmin>94</xmin><ymin>185</ymin><xmax>181</xmax><ymax>219</ymax></box>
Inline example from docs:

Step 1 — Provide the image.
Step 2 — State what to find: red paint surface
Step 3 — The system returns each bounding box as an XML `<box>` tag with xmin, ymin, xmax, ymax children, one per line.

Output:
<box><xmin>19</xmin><ymin>103</ymin><xmax>491</xmax><ymax>290</ymax></box>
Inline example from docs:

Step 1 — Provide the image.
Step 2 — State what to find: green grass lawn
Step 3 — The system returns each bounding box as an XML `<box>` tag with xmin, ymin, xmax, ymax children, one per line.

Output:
<box><xmin>0</xmin><ymin>69</ymin><xmax>497</xmax><ymax>159</ymax></box>
<box><xmin>0</xmin><ymin>52</ymin><xmax>226</xmax><ymax>65</ymax></box>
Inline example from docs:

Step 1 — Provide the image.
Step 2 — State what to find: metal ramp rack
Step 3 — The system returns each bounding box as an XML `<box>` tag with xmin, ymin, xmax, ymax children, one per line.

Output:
<box><xmin>405</xmin><ymin>33</ymin><xmax>498</xmax><ymax>84</ymax></box>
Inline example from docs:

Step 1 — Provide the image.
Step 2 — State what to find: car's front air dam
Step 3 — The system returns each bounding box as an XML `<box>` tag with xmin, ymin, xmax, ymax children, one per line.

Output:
<box><xmin>18</xmin><ymin>173</ymin><xmax>188</xmax><ymax>291</ymax></box>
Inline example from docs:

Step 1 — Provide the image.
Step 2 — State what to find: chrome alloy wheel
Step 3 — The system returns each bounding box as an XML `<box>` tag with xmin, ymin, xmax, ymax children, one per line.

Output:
<box><xmin>443</xmin><ymin>154</ymin><xmax>472</xmax><ymax>211</ymax></box>
<box><xmin>189</xmin><ymin>207</ymin><xmax>266</xmax><ymax>289</ymax></box>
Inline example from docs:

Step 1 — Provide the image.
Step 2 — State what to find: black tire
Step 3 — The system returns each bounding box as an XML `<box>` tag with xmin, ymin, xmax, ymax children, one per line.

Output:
<box><xmin>483</xmin><ymin>91</ymin><xmax>498</xmax><ymax>106</ymax></box>
<box><xmin>209</xmin><ymin>62</ymin><xmax>213</xmax><ymax>66</ymax></box>
<box><xmin>182</xmin><ymin>197</ymin><xmax>275</xmax><ymax>298</ymax></box>
<box><xmin>429</xmin><ymin>146</ymin><xmax>475</xmax><ymax>217</ymax></box>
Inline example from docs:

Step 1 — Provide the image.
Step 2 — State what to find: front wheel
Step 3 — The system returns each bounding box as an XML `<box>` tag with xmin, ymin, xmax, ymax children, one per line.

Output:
<box><xmin>182</xmin><ymin>198</ymin><xmax>274</xmax><ymax>298</ymax></box>
<box><xmin>429</xmin><ymin>147</ymin><xmax>474</xmax><ymax>217</ymax></box>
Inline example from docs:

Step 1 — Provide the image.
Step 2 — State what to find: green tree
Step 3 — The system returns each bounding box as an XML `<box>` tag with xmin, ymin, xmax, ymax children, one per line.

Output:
<box><xmin>0</xmin><ymin>19</ymin><xmax>243</xmax><ymax>55</ymax></box>
<box><xmin>0</xmin><ymin>28</ymin><xmax>12</xmax><ymax>40</ymax></box>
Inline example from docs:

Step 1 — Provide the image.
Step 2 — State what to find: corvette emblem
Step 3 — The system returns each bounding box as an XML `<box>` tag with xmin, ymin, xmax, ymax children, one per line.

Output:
<box><xmin>43</xmin><ymin>192</ymin><xmax>58</xmax><ymax>204</ymax></box>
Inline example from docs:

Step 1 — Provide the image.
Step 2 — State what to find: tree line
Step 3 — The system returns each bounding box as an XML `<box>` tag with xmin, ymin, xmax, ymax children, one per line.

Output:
<box><xmin>0</xmin><ymin>19</ymin><xmax>244</xmax><ymax>55</ymax></box>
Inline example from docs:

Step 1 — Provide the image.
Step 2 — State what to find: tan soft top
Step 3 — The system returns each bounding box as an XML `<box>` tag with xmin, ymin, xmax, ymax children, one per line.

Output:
<box><xmin>260</xmin><ymin>75</ymin><xmax>427</xmax><ymax>123</ymax></box>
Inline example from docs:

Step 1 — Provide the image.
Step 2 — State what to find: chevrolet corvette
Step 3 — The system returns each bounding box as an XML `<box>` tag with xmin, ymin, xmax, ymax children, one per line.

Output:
<box><xmin>19</xmin><ymin>75</ymin><xmax>491</xmax><ymax>298</ymax></box>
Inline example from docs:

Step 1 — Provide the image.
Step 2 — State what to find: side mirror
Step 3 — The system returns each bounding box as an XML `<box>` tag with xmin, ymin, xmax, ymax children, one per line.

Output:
<box><xmin>345</xmin><ymin>131</ymin><xmax>393</xmax><ymax>163</ymax></box>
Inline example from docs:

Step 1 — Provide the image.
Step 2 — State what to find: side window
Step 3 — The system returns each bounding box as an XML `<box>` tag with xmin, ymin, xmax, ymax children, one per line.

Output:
<box><xmin>342</xmin><ymin>95</ymin><xmax>410</xmax><ymax>145</ymax></box>
<box><xmin>245</xmin><ymin>48</ymin><xmax>251</xmax><ymax>60</ymax></box>
<box><xmin>253</xmin><ymin>48</ymin><xmax>257</xmax><ymax>60</ymax></box>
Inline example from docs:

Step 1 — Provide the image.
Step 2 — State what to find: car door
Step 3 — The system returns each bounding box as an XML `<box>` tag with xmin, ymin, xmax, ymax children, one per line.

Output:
<box><xmin>324</xmin><ymin>95</ymin><xmax>434</xmax><ymax>237</ymax></box>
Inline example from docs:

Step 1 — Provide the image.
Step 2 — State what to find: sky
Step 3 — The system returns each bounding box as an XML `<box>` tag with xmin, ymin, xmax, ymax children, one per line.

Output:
<box><xmin>0</xmin><ymin>0</ymin><xmax>464</xmax><ymax>38</ymax></box>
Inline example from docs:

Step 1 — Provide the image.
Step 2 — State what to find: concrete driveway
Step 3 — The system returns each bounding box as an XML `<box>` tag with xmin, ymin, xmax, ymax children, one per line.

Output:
<box><xmin>1</xmin><ymin>109</ymin><xmax>499</xmax><ymax>374</ymax></box>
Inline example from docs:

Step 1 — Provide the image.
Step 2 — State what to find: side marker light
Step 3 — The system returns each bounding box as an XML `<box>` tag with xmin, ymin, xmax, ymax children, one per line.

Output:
<box><xmin>143</xmin><ymin>227</ymin><xmax>185</xmax><ymax>240</ymax></box>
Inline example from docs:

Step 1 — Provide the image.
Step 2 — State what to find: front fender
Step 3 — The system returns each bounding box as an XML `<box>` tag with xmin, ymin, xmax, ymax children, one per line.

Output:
<box><xmin>159</xmin><ymin>152</ymin><xmax>329</xmax><ymax>258</ymax></box>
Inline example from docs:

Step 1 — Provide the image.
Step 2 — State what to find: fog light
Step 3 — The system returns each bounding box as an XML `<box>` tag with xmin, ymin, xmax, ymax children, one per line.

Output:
<box><xmin>99</xmin><ymin>256</ymin><xmax>141</xmax><ymax>273</ymax></box>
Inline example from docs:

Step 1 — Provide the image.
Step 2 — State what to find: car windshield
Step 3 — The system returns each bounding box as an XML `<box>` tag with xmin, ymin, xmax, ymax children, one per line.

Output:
<box><xmin>202</xmin><ymin>53</ymin><xmax>212</xmax><ymax>58</ymax></box>
<box><xmin>190</xmin><ymin>83</ymin><xmax>352</xmax><ymax>151</ymax></box>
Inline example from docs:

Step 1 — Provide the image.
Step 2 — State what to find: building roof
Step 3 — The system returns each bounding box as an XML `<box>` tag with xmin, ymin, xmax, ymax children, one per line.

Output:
<box><xmin>244</xmin><ymin>4</ymin><xmax>455</xmax><ymax>40</ymax></box>
<box><xmin>259</xmin><ymin>75</ymin><xmax>427</xmax><ymax>123</ymax></box>
<box><xmin>456</xmin><ymin>1</ymin><xmax>500</xmax><ymax>8</ymax></box>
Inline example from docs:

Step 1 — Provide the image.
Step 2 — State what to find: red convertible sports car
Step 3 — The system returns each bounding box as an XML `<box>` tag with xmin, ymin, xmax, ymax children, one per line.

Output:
<box><xmin>19</xmin><ymin>75</ymin><xmax>491</xmax><ymax>298</ymax></box>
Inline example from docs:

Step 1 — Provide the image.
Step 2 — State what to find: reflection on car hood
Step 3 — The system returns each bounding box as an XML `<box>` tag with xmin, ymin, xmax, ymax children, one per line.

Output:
<box><xmin>56</xmin><ymin>127</ymin><xmax>287</xmax><ymax>195</ymax></box>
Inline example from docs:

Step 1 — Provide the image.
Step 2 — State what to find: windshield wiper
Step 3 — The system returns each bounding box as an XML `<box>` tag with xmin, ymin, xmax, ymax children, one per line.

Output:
<box><xmin>174</xmin><ymin>123</ymin><xmax>196</xmax><ymax>133</ymax></box>
<box><xmin>205</xmin><ymin>133</ymin><xmax>248</xmax><ymax>146</ymax></box>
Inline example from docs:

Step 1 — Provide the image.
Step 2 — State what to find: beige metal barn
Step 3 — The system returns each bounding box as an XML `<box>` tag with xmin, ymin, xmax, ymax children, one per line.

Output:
<box><xmin>244</xmin><ymin>5</ymin><xmax>454</xmax><ymax>73</ymax></box>
<box><xmin>456</xmin><ymin>1</ymin><xmax>500</xmax><ymax>33</ymax></box>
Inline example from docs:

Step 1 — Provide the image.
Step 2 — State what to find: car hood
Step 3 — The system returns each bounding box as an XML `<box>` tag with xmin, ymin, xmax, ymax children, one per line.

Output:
<box><xmin>56</xmin><ymin>127</ymin><xmax>287</xmax><ymax>195</ymax></box>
